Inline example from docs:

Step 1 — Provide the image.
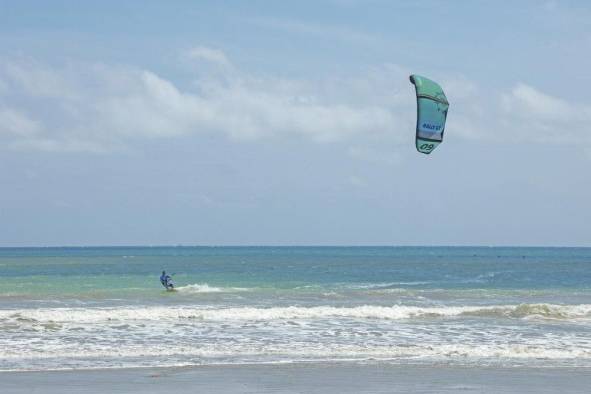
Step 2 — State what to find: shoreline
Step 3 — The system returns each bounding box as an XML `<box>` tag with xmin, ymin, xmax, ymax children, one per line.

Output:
<box><xmin>2</xmin><ymin>363</ymin><xmax>591</xmax><ymax>394</ymax></box>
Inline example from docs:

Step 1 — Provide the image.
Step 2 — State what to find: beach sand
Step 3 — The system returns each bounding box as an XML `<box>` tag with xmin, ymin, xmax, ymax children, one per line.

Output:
<box><xmin>2</xmin><ymin>363</ymin><xmax>591</xmax><ymax>394</ymax></box>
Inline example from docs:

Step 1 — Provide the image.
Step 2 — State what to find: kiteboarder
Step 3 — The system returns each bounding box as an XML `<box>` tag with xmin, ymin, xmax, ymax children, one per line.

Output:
<box><xmin>160</xmin><ymin>271</ymin><xmax>174</xmax><ymax>290</ymax></box>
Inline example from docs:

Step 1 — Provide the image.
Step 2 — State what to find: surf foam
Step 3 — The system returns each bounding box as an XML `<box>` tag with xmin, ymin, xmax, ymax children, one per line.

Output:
<box><xmin>2</xmin><ymin>303</ymin><xmax>591</xmax><ymax>324</ymax></box>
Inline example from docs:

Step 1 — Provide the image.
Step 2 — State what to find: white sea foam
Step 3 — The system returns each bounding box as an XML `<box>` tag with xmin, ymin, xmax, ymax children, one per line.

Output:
<box><xmin>2</xmin><ymin>341</ymin><xmax>591</xmax><ymax>372</ymax></box>
<box><xmin>3</xmin><ymin>343</ymin><xmax>591</xmax><ymax>361</ymax></box>
<box><xmin>347</xmin><ymin>282</ymin><xmax>432</xmax><ymax>290</ymax></box>
<box><xmin>2</xmin><ymin>303</ymin><xmax>591</xmax><ymax>324</ymax></box>
<box><xmin>2</xmin><ymin>303</ymin><xmax>591</xmax><ymax>371</ymax></box>
<box><xmin>175</xmin><ymin>283</ymin><xmax>249</xmax><ymax>294</ymax></box>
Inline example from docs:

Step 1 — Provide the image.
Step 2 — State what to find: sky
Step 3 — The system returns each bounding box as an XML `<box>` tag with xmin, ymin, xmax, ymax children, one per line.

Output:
<box><xmin>0</xmin><ymin>0</ymin><xmax>590</xmax><ymax>247</ymax></box>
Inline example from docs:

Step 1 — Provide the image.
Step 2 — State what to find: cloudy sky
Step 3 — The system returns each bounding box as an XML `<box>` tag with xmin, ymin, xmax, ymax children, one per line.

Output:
<box><xmin>0</xmin><ymin>0</ymin><xmax>590</xmax><ymax>246</ymax></box>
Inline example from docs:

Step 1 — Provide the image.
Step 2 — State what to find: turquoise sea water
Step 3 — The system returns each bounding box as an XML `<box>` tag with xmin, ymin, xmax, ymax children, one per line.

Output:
<box><xmin>1</xmin><ymin>246</ymin><xmax>591</xmax><ymax>370</ymax></box>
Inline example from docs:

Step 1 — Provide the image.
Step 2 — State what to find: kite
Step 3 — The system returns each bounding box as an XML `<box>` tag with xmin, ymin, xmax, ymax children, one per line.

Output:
<box><xmin>409</xmin><ymin>75</ymin><xmax>449</xmax><ymax>154</ymax></box>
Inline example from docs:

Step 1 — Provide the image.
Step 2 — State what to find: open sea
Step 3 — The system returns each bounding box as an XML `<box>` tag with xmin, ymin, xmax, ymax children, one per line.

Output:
<box><xmin>1</xmin><ymin>246</ymin><xmax>591</xmax><ymax>371</ymax></box>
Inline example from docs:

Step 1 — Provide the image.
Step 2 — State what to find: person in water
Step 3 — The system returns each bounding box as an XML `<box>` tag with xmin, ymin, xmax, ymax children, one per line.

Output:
<box><xmin>160</xmin><ymin>271</ymin><xmax>173</xmax><ymax>290</ymax></box>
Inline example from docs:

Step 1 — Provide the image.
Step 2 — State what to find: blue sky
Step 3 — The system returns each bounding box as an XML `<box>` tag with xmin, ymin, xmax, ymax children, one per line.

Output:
<box><xmin>0</xmin><ymin>0</ymin><xmax>590</xmax><ymax>246</ymax></box>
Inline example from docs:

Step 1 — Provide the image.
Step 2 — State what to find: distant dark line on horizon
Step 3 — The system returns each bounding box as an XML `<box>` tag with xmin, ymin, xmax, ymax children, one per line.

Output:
<box><xmin>0</xmin><ymin>244</ymin><xmax>590</xmax><ymax>249</ymax></box>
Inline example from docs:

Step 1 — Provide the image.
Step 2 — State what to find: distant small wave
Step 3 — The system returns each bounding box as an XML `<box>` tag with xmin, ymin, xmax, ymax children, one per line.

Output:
<box><xmin>175</xmin><ymin>283</ymin><xmax>249</xmax><ymax>294</ymax></box>
<box><xmin>346</xmin><ymin>282</ymin><xmax>433</xmax><ymax>291</ymax></box>
<box><xmin>458</xmin><ymin>271</ymin><xmax>512</xmax><ymax>284</ymax></box>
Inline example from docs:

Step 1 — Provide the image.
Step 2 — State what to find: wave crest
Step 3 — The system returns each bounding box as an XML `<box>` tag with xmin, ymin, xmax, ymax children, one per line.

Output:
<box><xmin>175</xmin><ymin>283</ymin><xmax>249</xmax><ymax>294</ymax></box>
<box><xmin>2</xmin><ymin>303</ymin><xmax>590</xmax><ymax>324</ymax></box>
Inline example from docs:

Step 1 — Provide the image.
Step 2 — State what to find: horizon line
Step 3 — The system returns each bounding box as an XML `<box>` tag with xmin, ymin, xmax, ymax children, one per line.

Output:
<box><xmin>1</xmin><ymin>244</ymin><xmax>590</xmax><ymax>249</ymax></box>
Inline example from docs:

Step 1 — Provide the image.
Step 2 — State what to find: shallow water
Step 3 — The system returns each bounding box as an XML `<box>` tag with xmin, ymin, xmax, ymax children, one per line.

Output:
<box><xmin>1</xmin><ymin>246</ymin><xmax>591</xmax><ymax>370</ymax></box>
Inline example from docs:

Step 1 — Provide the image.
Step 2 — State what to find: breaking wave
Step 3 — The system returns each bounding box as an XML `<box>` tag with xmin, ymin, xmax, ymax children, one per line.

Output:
<box><xmin>2</xmin><ymin>303</ymin><xmax>590</xmax><ymax>324</ymax></box>
<box><xmin>2</xmin><ymin>342</ymin><xmax>591</xmax><ymax>372</ymax></box>
<box><xmin>175</xmin><ymin>283</ymin><xmax>249</xmax><ymax>294</ymax></box>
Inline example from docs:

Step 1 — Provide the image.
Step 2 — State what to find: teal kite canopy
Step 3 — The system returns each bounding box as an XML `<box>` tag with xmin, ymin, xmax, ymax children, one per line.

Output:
<box><xmin>409</xmin><ymin>75</ymin><xmax>449</xmax><ymax>154</ymax></box>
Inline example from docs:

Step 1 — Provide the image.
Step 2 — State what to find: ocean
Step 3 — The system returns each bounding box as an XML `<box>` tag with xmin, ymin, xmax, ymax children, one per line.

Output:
<box><xmin>1</xmin><ymin>246</ymin><xmax>591</xmax><ymax>371</ymax></box>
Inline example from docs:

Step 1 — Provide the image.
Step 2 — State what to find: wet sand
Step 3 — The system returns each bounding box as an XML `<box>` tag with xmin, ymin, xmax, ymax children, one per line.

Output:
<box><xmin>2</xmin><ymin>363</ymin><xmax>591</xmax><ymax>394</ymax></box>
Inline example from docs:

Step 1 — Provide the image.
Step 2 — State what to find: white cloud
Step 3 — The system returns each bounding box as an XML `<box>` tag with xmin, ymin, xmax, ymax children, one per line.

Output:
<box><xmin>97</xmin><ymin>68</ymin><xmax>399</xmax><ymax>143</ymax></box>
<box><xmin>503</xmin><ymin>83</ymin><xmax>573</xmax><ymax>122</ymax></box>
<box><xmin>0</xmin><ymin>51</ymin><xmax>402</xmax><ymax>152</ymax></box>
<box><xmin>0</xmin><ymin>108</ymin><xmax>41</xmax><ymax>137</ymax></box>
<box><xmin>500</xmin><ymin>83</ymin><xmax>591</xmax><ymax>143</ymax></box>
<box><xmin>439</xmin><ymin>79</ymin><xmax>591</xmax><ymax>145</ymax></box>
<box><xmin>184</xmin><ymin>46</ymin><xmax>233</xmax><ymax>69</ymax></box>
<box><xmin>2</xmin><ymin>60</ymin><xmax>78</xmax><ymax>99</ymax></box>
<box><xmin>0</xmin><ymin>49</ymin><xmax>589</xmax><ymax>153</ymax></box>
